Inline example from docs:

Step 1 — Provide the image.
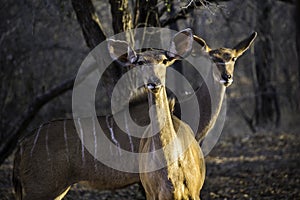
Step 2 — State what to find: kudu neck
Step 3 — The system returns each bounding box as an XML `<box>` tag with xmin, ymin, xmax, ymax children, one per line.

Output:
<box><xmin>196</xmin><ymin>66</ymin><xmax>227</xmax><ymax>141</ymax></box>
<box><xmin>212</xmin><ymin>83</ymin><xmax>226</xmax><ymax>126</ymax></box>
<box><xmin>147</xmin><ymin>87</ymin><xmax>175</xmax><ymax>142</ymax></box>
<box><xmin>209</xmin><ymin>65</ymin><xmax>227</xmax><ymax>107</ymax></box>
<box><xmin>206</xmin><ymin>69</ymin><xmax>227</xmax><ymax>137</ymax></box>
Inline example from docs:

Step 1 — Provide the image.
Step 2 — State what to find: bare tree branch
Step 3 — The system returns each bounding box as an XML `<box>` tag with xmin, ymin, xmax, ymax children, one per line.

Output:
<box><xmin>277</xmin><ymin>0</ymin><xmax>295</xmax><ymax>4</ymax></box>
<box><xmin>160</xmin><ymin>0</ymin><xmax>231</xmax><ymax>27</ymax></box>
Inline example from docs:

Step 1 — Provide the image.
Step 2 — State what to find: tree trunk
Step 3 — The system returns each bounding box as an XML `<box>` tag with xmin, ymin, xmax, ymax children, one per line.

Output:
<box><xmin>71</xmin><ymin>0</ymin><xmax>106</xmax><ymax>49</ymax></box>
<box><xmin>296</xmin><ymin>0</ymin><xmax>300</xmax><ymax>92</ymax></box>
<box><xmin>253</xmin><ymin>0</ymin><xmax>280</xmax><ymax>127</ymax></box>
<box><xmin>295</xmin><ymin>0</ymin><xmax>300</xmax><ymax>110</ymax></box>
<box><xmin>109</xmin><ymin>0</ymin><xmax>134</xmax><ymax>43</ymax></box>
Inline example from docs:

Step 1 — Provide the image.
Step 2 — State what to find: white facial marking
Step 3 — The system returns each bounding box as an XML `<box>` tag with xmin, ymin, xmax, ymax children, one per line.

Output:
<box><xmin>147</xmin><ymin>84</ymin><xmax>155</xmax><ymax>90</ymax></box>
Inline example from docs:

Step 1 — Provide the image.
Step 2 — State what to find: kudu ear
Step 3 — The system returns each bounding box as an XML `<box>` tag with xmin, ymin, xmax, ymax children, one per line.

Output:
<box><xmin>167</xmin><ymin>28</ymin><xmax>193</xmax><ymax>60</ymax></box>
<box><xmin>107</xmin><ymin>39</ymin><xmax>138</xmax><ymax>65</ymax></box>
<box><xmin>234</xmin><ymin>32</ymin><xmax>257</xmax><ymax>58</ymax></box>
<box><xmin>193</xmin><ymin>35</ymin><xmax>211</xmax><ymax>53</ymax></box>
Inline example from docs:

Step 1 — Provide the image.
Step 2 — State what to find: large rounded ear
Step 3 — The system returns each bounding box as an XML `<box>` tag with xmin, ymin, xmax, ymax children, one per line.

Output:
<box><xmin>167</xmin><ymin>28</ymin><xmax>193</xmax><ymax>59</ymax></box>
<box><xmin>193</xmin><ymin>35</ymin><xmax>211</xmax><ymax>53</ymax></box>
<box><xmin>234</xmin><ymin>32</ymin><xmax>257</xmax><ymax>58</ymax></box>
<box><xmin>107</xmin><ymin>39</ymin><xmax>138</xmax><ymax>65</ymax></box>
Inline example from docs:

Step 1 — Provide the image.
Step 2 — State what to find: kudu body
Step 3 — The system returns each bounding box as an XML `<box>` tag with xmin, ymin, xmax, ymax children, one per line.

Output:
<box><xmin>13</xmin><ymin>103</ymin><xmax>148</xmax><ymax>200</ymax></box>
<box><xmin>13</xmin><ymin>29</ymin><xmax>198</xmax><ymax>200</ymax></box>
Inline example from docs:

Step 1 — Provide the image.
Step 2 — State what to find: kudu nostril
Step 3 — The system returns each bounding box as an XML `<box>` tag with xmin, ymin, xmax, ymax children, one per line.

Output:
<box><xmin>222</xmin><ymin>73</ymin><xmax>231</xmax><ymax>81</ymax></box>
<box><xmin>147</xmin><ymin>77</ymin><xmax>161</xmax><ymax>87</ymax></box>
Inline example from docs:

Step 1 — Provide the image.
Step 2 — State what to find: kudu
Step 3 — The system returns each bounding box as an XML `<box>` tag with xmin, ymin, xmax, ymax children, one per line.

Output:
<box><xmin>13</xmin><ymin>30</ymin><xmax>257</xmax><ymax>199</ymax></box>
<box><xmin>138</xmin><ymin>57</ymin><xmax>205</xmax><ymax>199</ymax></box>
<box><xmin>12</xmin><ymin>29</ymin><xmax>197</xmax><ymax>200</ymax></box>
<box><xmin>175</xmin><ymin>32</ymin><xmax>257</xmax><ymax>142</ymax></box>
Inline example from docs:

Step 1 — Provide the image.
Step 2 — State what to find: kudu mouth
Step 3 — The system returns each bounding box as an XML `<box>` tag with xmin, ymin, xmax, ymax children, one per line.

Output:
<box><xmin>145</xmin><ymin>75</ymin><xmax>163</xmax><ymax>92</ymax></box>
<box><xmin>220</xmin><ymin>79</ymin><xmax>233</xmax><ymax>87</ymax></box>
<box><xmin>220</xmin><ymin>73</ymin><xmax>233</xmax><ymax>87</ymax></box>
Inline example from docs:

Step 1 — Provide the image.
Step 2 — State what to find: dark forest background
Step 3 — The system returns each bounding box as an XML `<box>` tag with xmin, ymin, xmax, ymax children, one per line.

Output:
<box><xmin>0</xmin><ymin>0</ymin><xmax>299</xmax><ymax>199</ymax></box>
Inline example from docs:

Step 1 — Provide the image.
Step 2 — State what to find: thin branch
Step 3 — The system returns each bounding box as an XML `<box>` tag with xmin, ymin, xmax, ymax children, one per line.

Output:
<box><xmin>276</xmin><ymin>0</ymin><xmax>295</xmax><ymax>4</ymax></box>
<box><xmin>160</xmin><ymin>0</ymin><xmax>230</xmax><ymax>27</ymax></box>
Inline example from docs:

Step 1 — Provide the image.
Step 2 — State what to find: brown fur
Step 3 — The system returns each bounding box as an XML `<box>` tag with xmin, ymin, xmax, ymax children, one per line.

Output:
<box><xmin>12</xmin><ymin>110</ymin><xmax>145</xmax><ymax>199</ymax></box>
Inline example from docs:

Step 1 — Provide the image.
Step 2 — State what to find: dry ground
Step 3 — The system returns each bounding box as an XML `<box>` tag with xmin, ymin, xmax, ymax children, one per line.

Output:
<box><xmin>1</xmin><ymin>122</ymin><xmax>299</xmax><ymax>200</ymax></box>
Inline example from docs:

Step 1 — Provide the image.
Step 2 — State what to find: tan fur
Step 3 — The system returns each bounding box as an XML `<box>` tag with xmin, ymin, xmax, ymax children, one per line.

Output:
<box><xmin>140</xmin><ymin>87</ymin><xmax>205</xmax><ymax>200</ymax></box>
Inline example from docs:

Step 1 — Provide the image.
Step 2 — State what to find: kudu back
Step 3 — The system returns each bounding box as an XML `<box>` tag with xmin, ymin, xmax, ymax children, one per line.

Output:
<box><xmin>13</xmin><ymin>29</ymin><xmax>195</xmax><ymax>200</ymax></box>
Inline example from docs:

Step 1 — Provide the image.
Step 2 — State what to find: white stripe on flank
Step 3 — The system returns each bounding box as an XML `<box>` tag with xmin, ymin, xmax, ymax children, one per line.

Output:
<box><xmin>77</xmin><ymin>118</ymin><xmax>85</xmax><ymax>165</ymax></box>
<box><xmin>30</xmin><ymin>124</ymin><xmax>43</xmax><ymax>157</ymax></box>
<box><xmin>92</xmin><ymin>117</ymin><xmax>98</xmax><ymax>171</ymax></box>
<box><xmin>63</xmin><ymin>120</ymin><xmax>70</xmax><ymax>164</ymax></box>
<box><xmin>106</xmin><ymin>115</ymin><xmax>121</xmax><ymax>155</ymax></box>
<box><xmin>45</xmin><ymin>124</ymin><xmax>51</xmax><ymax>161</ymax></box>
<box><xmin>124</xmin><ymin>112</ymin><xmax>134</xmax><ymax>152</ymax></box>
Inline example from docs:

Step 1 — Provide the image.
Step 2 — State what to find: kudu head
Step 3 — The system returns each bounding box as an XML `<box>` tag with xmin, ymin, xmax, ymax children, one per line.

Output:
<box><xmin>107</xmin><ymin>29</ymin><xmax>194</xmax><ymax>94</ymax></box>
<box><xmin>193</xmin><ymin>32</ymin><xmax>257</xmax><ymax>87</ymax></box>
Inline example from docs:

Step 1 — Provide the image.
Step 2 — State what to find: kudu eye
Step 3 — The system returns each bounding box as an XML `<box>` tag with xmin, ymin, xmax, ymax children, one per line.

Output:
<box><xmin>231</xmin><ymin>57</ymin><xmax>236</xmax><ymax>62</ymax></box>
<box><xmin>162</xmin><ymin>59</ymin><xmax>168</xmax><ymax>65</ymax></box>
<box><xmin>137</xmin><ymin>61</ymin><xmax>145</xmax><ymax>65</ymax></box>
<box><xmin>223</xmin><ymin>53</ymin><xmax>231</xmax><ymax>60</ymax></box>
